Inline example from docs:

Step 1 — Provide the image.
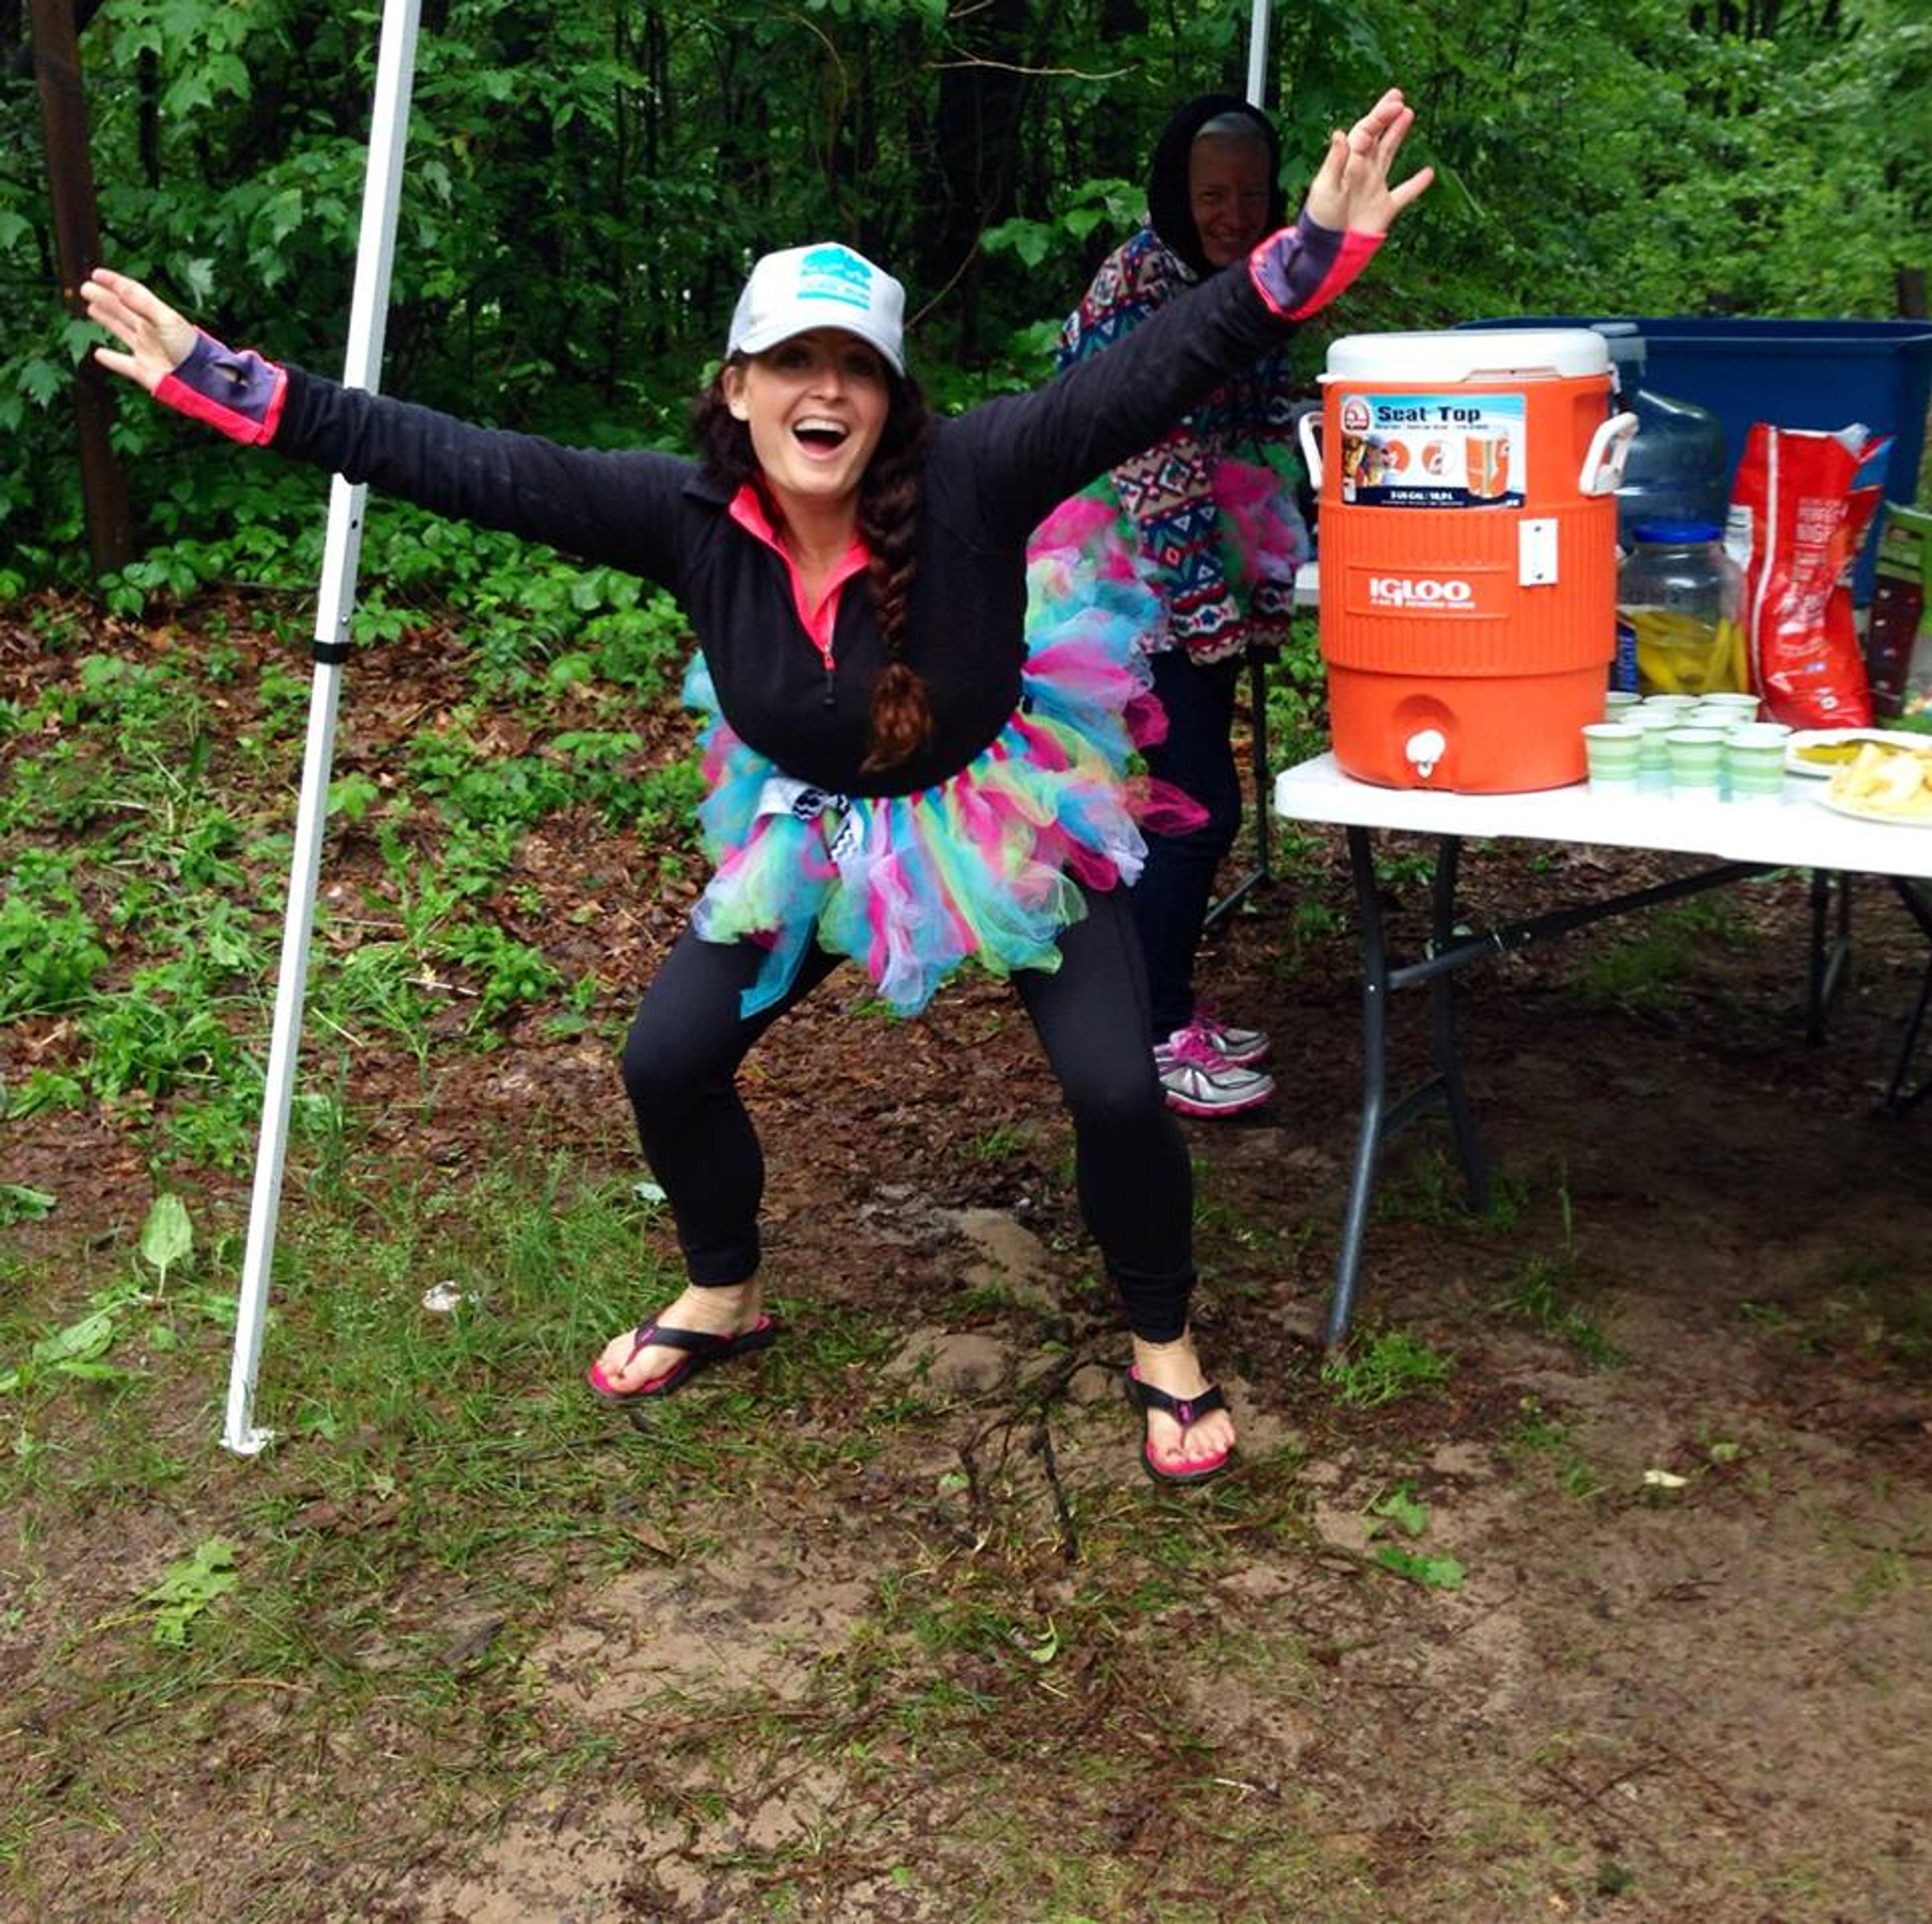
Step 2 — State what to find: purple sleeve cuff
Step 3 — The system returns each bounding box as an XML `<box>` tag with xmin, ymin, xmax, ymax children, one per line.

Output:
<box><xmin>154</xmin><ymin>330</ymin><xmax>288</xmax><ymax>446</ymax></box>
<box><xmin>1248</xmin><ymin>215</ymin><xmax>1385</xmax><ymax>323</ymax></box>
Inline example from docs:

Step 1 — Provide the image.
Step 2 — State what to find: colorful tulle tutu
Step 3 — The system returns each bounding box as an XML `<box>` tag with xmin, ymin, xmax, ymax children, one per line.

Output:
<box><xmin>1208</xmin><ymin>446</ymin><xmax>1313</xmax><ymax>653</ymax></box>
<box><xmin>685</xmin><ymin>493</ymin><xmax>1203</xmax><ymax>1017</ymax></box>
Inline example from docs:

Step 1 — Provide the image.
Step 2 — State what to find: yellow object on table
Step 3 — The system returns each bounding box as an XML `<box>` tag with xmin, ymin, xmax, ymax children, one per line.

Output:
<box><xmin>1828</xmin><ymin>742</ymin><xmax>1932</xmax><ymax>821</ymax></box>
<box><xmin>1628</xmin><ymin>606</ymin><xmax>1746</xmax><ymax>697</ymax></box>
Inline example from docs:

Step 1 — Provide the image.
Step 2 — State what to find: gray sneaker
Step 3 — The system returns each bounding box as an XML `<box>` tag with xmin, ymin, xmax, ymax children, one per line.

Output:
<box><xmin>1154</xmin><ymin>1025</ymin><xmax>1275</xmax><ymax>1117</ymax></box>
<box><xmin>1188</xmin><ymin>1007</ymin><xmax>1269</xmax><ymax>1067</ymax></box>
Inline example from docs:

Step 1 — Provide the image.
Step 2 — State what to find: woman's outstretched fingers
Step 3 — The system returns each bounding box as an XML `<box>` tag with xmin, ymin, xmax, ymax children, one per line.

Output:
<box><xmin>1302</xmin><ymin>89</ymin><xmax>1431</xmax><ymax>234</ymax></box>
<box><xmin>80</xmin><ymin>269</ymin><xmax>195</xmax><ymax>391</ymax></box>
<box><xmin>1303</xmin><ymin>127</ymin><xmax>1353</xmax><ymax>229</ymax></box>
<box><xmin>1346</xmin><ymin>87</ymin><xmax>1407</xmax><ymax>153</ymax></box>
<box><xmin>1337</xmin><ymin>94</ymin><xmax>1433</xmax><ymax>233</ymax></box>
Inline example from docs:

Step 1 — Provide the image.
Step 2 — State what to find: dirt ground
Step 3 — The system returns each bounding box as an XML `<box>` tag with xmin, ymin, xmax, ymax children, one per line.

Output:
<box><xmin>5</xmin><ymin>611</ymin><xmax>1932</xmax><ymax>1919</ymax></box>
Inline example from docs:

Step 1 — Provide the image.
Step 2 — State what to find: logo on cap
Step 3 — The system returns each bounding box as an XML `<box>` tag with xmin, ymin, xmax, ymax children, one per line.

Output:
<box><xmin>796</xmin><ymin>246</ymin><xmax>872</xmax><ymax>312</ymax></box>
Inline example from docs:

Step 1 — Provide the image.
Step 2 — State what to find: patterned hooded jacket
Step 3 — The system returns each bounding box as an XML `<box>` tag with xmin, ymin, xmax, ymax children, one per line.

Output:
<box><xmin>1055</xmin><ymin>93</ymin><xmax>1310</xmax><ymax>664</ymax></box>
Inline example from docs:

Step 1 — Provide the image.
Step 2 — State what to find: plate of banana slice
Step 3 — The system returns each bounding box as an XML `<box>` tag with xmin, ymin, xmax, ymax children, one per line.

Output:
<box><xmin>1815</xmin><ymin>738</ymin><xmax>1932</xmax><ymax>825</ymax></box>
<box><xmin>1786</xmin><ymin>728</ymin><xmax>1932</xmax><ymax>778</ymax></box>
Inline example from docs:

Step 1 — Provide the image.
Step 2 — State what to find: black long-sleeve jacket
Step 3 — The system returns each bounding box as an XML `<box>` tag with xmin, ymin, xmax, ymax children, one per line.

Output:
<box><xmin>271</xmin><ymin>226</ymin><xmax>1341</xmax><ymax>797</ymax></box>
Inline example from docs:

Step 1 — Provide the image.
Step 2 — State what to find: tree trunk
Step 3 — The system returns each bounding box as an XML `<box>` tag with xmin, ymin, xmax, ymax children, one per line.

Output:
<box><xmin>925</xmin><ymin>0</ymin><xmax>1029</xmax><ymax>360</ymax></box>
<box><xmin>30</xmin><ymin>0</ymin><xmax>130</xmax><ymax>576</ymax></box>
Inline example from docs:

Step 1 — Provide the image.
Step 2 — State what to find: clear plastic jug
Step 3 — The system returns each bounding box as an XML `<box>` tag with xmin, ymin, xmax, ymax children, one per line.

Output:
<box><xmin>1618</xmin><ymin>520</ymin><xmax>1747</xmax><ymax>696</ymax></box>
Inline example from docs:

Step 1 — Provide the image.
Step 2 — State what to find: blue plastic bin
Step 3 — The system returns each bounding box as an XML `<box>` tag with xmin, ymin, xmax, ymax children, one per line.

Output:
<box><xmin>1458</xmin><ymin>316</ymin><xmax>1932</xmax><ymax>599</ymax></box>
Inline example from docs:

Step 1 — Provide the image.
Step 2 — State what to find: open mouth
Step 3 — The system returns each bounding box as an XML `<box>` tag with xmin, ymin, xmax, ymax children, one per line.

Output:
<box><xmin>793</xmin><ymin>417</ymin><xmax>850</xmax><ymax>451</ymax></box>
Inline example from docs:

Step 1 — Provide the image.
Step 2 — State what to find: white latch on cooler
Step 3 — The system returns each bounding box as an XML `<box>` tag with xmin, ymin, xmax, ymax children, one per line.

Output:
<box><xmin>1519</xmin><ymin>517</ymin><xmax>1558</xmax><ymax>586</ymax></box>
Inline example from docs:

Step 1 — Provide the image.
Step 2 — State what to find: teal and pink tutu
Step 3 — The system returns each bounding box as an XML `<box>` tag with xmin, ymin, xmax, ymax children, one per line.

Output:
<box><xmin>685</xmin><ymin>493</ymin><xmax>1202</xmax><ymax>1018</ymax></box>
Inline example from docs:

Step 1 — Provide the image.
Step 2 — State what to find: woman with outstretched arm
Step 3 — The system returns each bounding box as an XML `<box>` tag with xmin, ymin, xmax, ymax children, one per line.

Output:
<box><xmin>84</xmin><ymin>90</ymin><xmax>1429</xmax><ymax>1485</ymax></box>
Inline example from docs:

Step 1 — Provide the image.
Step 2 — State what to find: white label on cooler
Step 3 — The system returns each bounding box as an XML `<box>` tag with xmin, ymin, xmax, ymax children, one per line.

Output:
<box><xmin>1335</xmin><ymin>390</ymin><xmax>1526</xmax><ymax>509</ymax></box>
<box><xmin>1349</xmin><ymin>564</ymin><xmax>1506</xmax><ymax>617</ymax></box>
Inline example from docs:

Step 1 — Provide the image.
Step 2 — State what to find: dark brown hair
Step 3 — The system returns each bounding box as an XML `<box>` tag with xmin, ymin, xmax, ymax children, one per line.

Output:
<box><xmin>694</xmin><ymin>358</ymin><xmax>937</xmax><ymax>773</ymax></box>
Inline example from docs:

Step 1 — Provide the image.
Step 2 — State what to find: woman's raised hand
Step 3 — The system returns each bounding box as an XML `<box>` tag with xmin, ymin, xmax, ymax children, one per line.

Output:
<box><xmin>81</xmin><ymin>269</ymin><xmax>197</xmax><ymax>391</ymax></box>
<box><xmin>1304</xmin><ymin>88</ymin><xmax>1433</xmax><ymax>235</ymax></box>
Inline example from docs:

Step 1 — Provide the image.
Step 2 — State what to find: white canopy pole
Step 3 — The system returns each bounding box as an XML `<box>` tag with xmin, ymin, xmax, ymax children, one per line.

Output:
<box><xmin>1245</xmin><ymin>0</ymin><xmax>1270</xmax><ymax>107</ymax></box>
<box><xmin>223</xmin><ymin>0</ymin><xmax>423</xmax><ymax>1456</ymax></box>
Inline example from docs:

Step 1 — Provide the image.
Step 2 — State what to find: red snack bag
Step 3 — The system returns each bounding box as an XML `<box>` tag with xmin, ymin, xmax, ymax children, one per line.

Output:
<box><xmin>1726</xmin><ymin>424</ymin><xmax>1892</xmax><ymax>728</ymax></box>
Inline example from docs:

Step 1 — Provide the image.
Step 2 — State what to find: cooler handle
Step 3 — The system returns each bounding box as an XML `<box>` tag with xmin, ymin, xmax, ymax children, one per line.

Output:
<box><xmin>1579</xmin><ymin>410</ymin><xmax>1639</xmax><ymax>496</ymax></box>
<box><xmin>1297</xmin><ymin>409</ymin><xmax>1323</xmax><ymax>490</ymax></box>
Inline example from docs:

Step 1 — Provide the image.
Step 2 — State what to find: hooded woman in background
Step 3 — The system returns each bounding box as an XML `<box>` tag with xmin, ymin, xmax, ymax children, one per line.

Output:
<box><xmin>1037</xmin><ymin>94</ymin><xmax>1315</xmax><ymax>1119</ymax></box>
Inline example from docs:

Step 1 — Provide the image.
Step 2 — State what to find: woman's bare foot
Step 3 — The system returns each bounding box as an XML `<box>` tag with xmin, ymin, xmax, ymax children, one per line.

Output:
<box><xmin>1130</xmin><ymin>1328</ymin><xmax>1237</xmax><ymax>1474</ymax></box>
<box><xmin>593</xmin><ymin>1280</ymin><xmax>764</xmax><ymax>1395</ymax></box>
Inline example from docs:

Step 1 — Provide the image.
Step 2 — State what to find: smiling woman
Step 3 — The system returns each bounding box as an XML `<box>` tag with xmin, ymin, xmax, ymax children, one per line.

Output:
<box><xmin>79</xmin><ymin>88</ymin><xmax>1432</xmax><ymax>1488</ymax></box>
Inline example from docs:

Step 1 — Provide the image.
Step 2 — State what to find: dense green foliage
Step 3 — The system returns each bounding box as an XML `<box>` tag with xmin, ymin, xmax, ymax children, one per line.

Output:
<box><xmin>5</xmin><ymin>0</ymin><xmax>1926</xmax><ymax>585</ymax></box>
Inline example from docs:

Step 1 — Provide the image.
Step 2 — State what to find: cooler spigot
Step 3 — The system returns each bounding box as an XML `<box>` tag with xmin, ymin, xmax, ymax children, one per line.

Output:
<box><xmin>1405</xmin><ymin>727</ymin><xmax>1447</xmax><ymax>780</ymax></box>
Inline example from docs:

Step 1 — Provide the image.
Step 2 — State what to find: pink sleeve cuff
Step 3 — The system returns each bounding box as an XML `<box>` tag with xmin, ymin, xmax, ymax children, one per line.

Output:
<box><xmin>154</xmin><ymin>331</ymin><xmax>288</xmax><ymax>445</ymax></box>
<box><xmin>1248</xmin><ymin>219</ymin><xmax>1385</xmax><ymax>323</ymax></box>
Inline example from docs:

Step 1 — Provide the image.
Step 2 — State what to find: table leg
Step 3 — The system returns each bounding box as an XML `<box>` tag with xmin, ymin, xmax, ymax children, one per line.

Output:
<box><xmin>1250</xmin><ymin>646</ymin><xmax>1272</xmax><ymax>889</ymax></box>
<box><xmin>1326</xmin><ymin>825</ymin><xmax>1391</xmax><ymax>1348</ymax></box>
<box><xmin>1807</xmin><ymin>870</ymin><xmax>1854</xmax><ymax>1045</ymax></box>
<box><xmin>1319</xmin><ymin>841</ymin><xmax>1764</xmax><ymax>1348</ymax></box>
<box><xmin>1430</xmin><ymin>837</ymin><xmax>1490</xmax><ymax>1215</ymax></box>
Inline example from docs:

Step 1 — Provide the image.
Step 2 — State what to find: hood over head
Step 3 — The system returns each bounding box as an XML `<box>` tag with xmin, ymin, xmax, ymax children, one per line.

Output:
<box><xmin>1145</xmin><ymin>94</ymin><xmax>1286</xmax><ymax>280</ymax></box>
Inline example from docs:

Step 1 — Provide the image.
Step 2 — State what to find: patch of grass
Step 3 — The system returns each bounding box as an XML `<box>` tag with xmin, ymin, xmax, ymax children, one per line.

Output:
<box><xmin>1503</xmin><ymin>1400</ymin><xmax>1611</xmax><ymax>1502</ymax></box>
<box><xmin>1492</xmin><ymin>1253</ymin><xmax>1622</xmax><ymax>1367</ymax></box>
<box><xmin>970</xmin><ymin>1123</ymin><xmax>1031</xmax><ymax>1163</ymax></box>
<box><xmin>1321</xmin><ymin>1325</ymin><xmax>1454</xmax><ymax>1408</ymax></box>
<box><xmin>1754</xmin><ymin>1249</ymin><xmax>1932</xmax><ymax>1369</ymax></box>
<box><xmin>1373</xmin><ymin>1146</ymin><xmax>1526</xmax><ymax>1230</ymax></box>
<box><xmin>1566</xmin><ymin>897</ymin><xmax>1751</xmax><ymax>1014</ymax></box>
<box><xmin>1192</xmin><ymin>1182</ymin><xmax>1301</xmax><ymax>1256</ymax></box>
<box><xmin>0</xmin><ymin>1145</ymin><xmax>950</xmax><ymax>1917</ymax></box>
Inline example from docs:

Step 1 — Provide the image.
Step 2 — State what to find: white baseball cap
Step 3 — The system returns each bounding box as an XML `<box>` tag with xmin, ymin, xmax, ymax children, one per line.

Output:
<box><xmin>727</xmin><ymin>243</ymin><xmax>906</xmax><ymax>375</ymax></box>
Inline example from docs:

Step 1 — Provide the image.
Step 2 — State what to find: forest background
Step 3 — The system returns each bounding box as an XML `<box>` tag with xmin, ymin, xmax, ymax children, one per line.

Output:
<box><xmin>5</xmin><ymin>0</ymin><xmax>1931</xmax><ymax>595</ymax></box>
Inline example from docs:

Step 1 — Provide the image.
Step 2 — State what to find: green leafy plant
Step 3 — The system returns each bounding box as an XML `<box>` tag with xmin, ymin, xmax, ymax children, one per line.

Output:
<box><xmin>0</xmin><ymin>1185</ymin><xmax>56</xmax><ymax>1226</ymax></box>
<box><xmin>0</xmin><ymin>895</ymin><xmax>109</xmax><ymax>1021</ymax></box>
<box><xmin>142</xmin><ymin>1537</ymin><xmax>239</xmax><ymax>1648</ymax></box>
<box><xmin>437</xmin><ymin>920</ymin><xmax>562</xmax><ymax>1026</ymax></box>
<box><xmin>1363</xmin><ymin>1483</ymin><xmax>1467</xmax><ymax>1589</ymax></box>
<box><xmin>138</xmin><ymin>1195</ymin><xmax>195</xmax><ymax>1295</ymax></box>
<box><xmin>0</xmin><ymin>1301</ymin><xmax>121</xmax><ymax>1396</ymax></box>
<box><xmin>1372</xmin><ymin>1543</ymin><xmax>1468</xmax><ymax>1591</ymax></box>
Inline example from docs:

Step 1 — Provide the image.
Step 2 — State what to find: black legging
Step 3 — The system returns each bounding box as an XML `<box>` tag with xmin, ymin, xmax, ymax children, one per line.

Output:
<box><xmin>619</xmin><ymin>884</ymin><xmax>1196</xmax><ymax>1341</ymax></box>
<box><xmin>1131</xmin><ymin>651</ymin><xmax>1245</xmax><ymax>1043</ymax></box>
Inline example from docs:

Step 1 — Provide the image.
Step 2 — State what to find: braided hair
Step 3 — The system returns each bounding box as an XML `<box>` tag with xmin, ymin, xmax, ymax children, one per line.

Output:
<box><xmin>694</xmin><ymin>361</ymin><xmax>937</xmax><ymax>773</ymax></box>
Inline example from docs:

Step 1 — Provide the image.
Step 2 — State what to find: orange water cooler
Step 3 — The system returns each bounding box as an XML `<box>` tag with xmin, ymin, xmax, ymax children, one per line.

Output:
<box><xmin>1298</xmin><ymin>331</ymin><xmax>1637</xmax><ymax>790</ymax></box>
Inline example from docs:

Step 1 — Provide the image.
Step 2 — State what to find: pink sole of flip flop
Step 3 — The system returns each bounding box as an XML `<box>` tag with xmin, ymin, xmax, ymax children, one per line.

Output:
<box><xmin>586</xmin><ymin>1315</ymin><xmax>779</xmax><ymax>1404</ymax></box>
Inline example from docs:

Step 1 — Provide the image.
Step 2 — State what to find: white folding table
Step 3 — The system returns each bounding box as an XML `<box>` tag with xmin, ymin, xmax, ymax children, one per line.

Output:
<box><xmin>1273</xmin><ymin>754</ymin><xmax>1932</xmax><ymax>1345</ymax></box>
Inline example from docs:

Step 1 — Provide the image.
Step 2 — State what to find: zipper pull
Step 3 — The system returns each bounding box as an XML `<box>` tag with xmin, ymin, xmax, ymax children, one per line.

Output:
<box><xmin>823</xmin><ymin>664</ymin><xmax>836</xmax><ymax>707</ymax></box>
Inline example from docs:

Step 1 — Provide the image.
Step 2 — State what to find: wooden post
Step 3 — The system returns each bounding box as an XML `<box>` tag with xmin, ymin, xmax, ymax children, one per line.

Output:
<box><xmin>31</xmin><ymin>0</ymin><xmax>133</xmax><ymax>576</ymax></box>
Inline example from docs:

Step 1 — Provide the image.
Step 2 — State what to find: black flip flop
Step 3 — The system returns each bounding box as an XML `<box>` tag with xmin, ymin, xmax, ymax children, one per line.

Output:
<box><xmin>1122</xmin><ymin>1366</ymin><xmax>1234</xmax><ymax>1486</ymax></box>
<box><xmin>586</xmin><ymin>1314</ymin><xmax>781</xmax><ymax>1403</ymax></box>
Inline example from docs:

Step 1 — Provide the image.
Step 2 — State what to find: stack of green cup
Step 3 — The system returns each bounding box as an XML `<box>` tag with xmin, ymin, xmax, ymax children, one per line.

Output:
<box><xmin>1581</xmin><ymin>722</ymin><xmax>1643</xmax><ymax>791</ymax></box>
<box><xmin>1666</xmin><ymin>727</ymin><xmax>1725</xmax><ymax>793</ymax></box>
<box><xmin>1723</xmin><ymin>722</ymin><xmax>1790</xmax><ymax>803</ymax></box>
<box><xmin>1623</xmin><ymin>706</ymin><xmax>1677</xmax><ymax>791</ymax></box>
<box><xmin>1700</xmin><ymin>691</ymin><xmax>1761</xmax><ymax>725</ymax></box>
